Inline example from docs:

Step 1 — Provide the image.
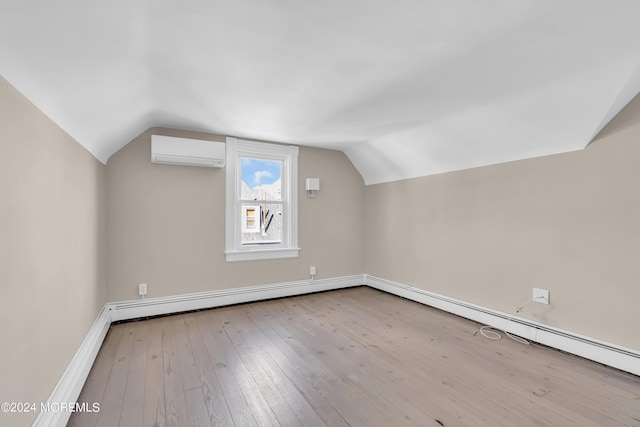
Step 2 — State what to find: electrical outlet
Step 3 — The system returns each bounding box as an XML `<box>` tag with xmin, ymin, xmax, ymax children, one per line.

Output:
<box><xmin>309</xmin><ymin>266</ymin><xmax>316</xmax><ymax>276</ymax></box>
<box><xmin>533</xmin><ymin>288</ymin><xmax>549</xmax><ymax>304</ymax></box>
<box><xmin>139</xmin><ymin>283</ymin><xmax>148</xmax><ymax>297</ymax></box>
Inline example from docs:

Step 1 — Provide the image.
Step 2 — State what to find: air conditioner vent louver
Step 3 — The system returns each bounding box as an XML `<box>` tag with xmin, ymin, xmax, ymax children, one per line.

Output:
<box><xmin>151</xmin><ymin>135</ymin><xmax>225</xmax><ymax>168</ymax></box>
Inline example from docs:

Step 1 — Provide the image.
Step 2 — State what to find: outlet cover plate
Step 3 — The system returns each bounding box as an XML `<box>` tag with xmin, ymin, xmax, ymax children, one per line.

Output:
<box><xmin>533</xmin><ymin>287</ymin><xmax>549</xmax><ymax>304</ymax></box>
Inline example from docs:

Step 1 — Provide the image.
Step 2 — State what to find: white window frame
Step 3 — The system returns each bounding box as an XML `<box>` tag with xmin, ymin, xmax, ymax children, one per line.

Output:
<box><xmin>225</xmin><ymin>136</ymin><xmax>299</xmax><ymax>262</ymax></box>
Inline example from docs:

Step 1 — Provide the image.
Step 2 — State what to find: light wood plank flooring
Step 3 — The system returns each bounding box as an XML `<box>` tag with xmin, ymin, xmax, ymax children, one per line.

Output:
<box><xmin>69</xmin><ymin>287</ymin><xmax>640</xmax><ymax>427</ymax></box>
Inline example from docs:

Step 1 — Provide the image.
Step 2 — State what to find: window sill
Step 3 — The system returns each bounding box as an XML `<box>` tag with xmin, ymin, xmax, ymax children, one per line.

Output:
<box><xmin>225</xmin><ymin>247</ymin><xmax>300</xmax><ymax>262</ymax></box>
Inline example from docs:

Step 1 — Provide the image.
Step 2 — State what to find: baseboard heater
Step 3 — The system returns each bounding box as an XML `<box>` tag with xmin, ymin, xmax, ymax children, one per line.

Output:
<box><xmin>364</xmin><ymin>275</ymin><xmax>640</xmax><ymax>375</ymax></box>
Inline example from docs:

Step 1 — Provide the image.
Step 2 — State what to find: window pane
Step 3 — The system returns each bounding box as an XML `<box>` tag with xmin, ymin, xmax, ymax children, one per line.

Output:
<box><xmin>240</xmin><ymin>158</ymin><xmax>282</xmax><ymax>201</ymax></box>
<box><xmin>241</xmin><ymin>203</ymin><xmax>283</xmax><ymax>245</ymax></box>
<box><xmin>242</xmin><ymin>205</ymin><xmax>260</xmax><ymax>233</ymax></box>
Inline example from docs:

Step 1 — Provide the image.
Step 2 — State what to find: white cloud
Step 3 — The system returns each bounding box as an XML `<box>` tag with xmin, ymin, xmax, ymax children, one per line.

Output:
<box><xmin>254</xmin><ymin>170</ymin><xmax>272</xmax><ymax>185</ymax></box>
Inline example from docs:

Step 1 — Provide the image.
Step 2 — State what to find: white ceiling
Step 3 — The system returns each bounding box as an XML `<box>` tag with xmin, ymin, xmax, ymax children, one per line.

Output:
<box><xmin>2</xmin><ymin>1</ymin><xmax>640</xmax><ymax>185</ymax></box>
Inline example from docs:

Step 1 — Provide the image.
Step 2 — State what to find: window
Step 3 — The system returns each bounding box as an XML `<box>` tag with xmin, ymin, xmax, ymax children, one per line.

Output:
<box><xmin>225</xmin><ymin>137</ymin><xmax>299</xmax><ymax>261</ymax></box>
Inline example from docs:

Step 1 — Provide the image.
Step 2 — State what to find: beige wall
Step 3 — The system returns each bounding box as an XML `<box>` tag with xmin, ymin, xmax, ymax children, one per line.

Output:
<box><xmin>0</xmin><ymin>76</ymin><xmax>107</xmax><ymax>425</ymax></box>
<box><xmin>365</xmin><ymin>94</ymin><xmax>640</xmax><ymax>352</ymax></box>
<box><xmin>106</xmin><ymin>128</ymin><xmax>364</xmax><ymax>301</ymax></box>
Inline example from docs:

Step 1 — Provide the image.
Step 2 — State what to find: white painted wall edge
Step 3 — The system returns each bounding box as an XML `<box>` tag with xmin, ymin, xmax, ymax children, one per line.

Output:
<box><xmin>35</xmin><ymin>273</ymin><xmax>640</xmax><ymax>427</ymax></box>
<box><xmin>364</xmin><ymin>275</ymin><xmax>640</xmax><ymax>377</ymax></box>
<box><xmin>33</xmin><ymin>275</ymin><xmax>364</xmax><ymax>427</ymax></box>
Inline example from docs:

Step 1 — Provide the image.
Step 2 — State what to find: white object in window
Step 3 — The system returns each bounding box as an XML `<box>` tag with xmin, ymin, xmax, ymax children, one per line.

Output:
<box><xmin>225</xmin><ymin>137</ymin><xmax>299</xmax><ymax>261</ymax></box>
<box><xmin>242</xmin><ymin>205</ymin><xmax>260</xmax><ymax>233</ymax></box>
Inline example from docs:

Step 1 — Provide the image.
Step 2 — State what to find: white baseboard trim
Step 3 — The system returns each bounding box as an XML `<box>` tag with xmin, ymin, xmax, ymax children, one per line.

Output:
<box><xmin>34</xmin><ymin>274</ymin><xmax>364</xmax><ymax>427</ymax></box>
<box><xmin>364</xmin><ymin>274</ymin><xmax>640</xmax><ymax>377</ymax></box>
<box><xmin>110</xmin><ymin>274</ymin><xmax>364</xmax><ymax>322</ymax></box>
<box><xmin>33</xmin><ymin>305</ymin><xmax>113</xmax><ymax>427</ymax></box>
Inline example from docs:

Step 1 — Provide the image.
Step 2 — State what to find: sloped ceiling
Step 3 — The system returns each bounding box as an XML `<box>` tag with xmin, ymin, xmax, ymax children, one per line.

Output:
<box><xmin>2</xmin><ymin>1</ymin><xmax>640</xmax><ymax>185</ymax></box>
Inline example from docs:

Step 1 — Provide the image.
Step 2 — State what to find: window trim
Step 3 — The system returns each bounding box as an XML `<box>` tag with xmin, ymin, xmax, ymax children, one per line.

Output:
<box><xmin>225</xmin><ymin>137</ymin><xmax>299</xmax><ymax>262</ymax></box>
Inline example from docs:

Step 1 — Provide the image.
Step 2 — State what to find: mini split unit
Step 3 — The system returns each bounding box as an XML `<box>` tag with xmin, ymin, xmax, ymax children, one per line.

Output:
<box><xmin>151</xmin><ymin>135</ymin><xmax>225</xmax><ymax>167</ymax></box>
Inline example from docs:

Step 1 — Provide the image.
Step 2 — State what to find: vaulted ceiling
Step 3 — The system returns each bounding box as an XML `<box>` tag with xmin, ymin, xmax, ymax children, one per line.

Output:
<box><xmin>2</xmin><ymin>1</ymin><xmax>640</xmax><ymax>184</ymax></box>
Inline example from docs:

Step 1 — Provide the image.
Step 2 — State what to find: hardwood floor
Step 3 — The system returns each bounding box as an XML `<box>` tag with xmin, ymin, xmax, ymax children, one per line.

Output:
<box><xmin>69</xmin><ymin>287</ymin><xmax>640</xmax><ymax>427</ymax></box>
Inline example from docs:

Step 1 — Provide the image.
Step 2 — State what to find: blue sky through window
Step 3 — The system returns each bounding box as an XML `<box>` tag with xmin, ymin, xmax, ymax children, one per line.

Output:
<box><xmin>241</xmin><ymin>158</ymin><xmax>282</xmax><ymax>189</ymax></box>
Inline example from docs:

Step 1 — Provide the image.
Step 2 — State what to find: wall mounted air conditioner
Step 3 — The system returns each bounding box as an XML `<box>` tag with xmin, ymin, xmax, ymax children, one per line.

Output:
<box><xmin>151</xmin><ymin>135</ymin><xmax>225</xmax><ymax>167</ymax></box>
